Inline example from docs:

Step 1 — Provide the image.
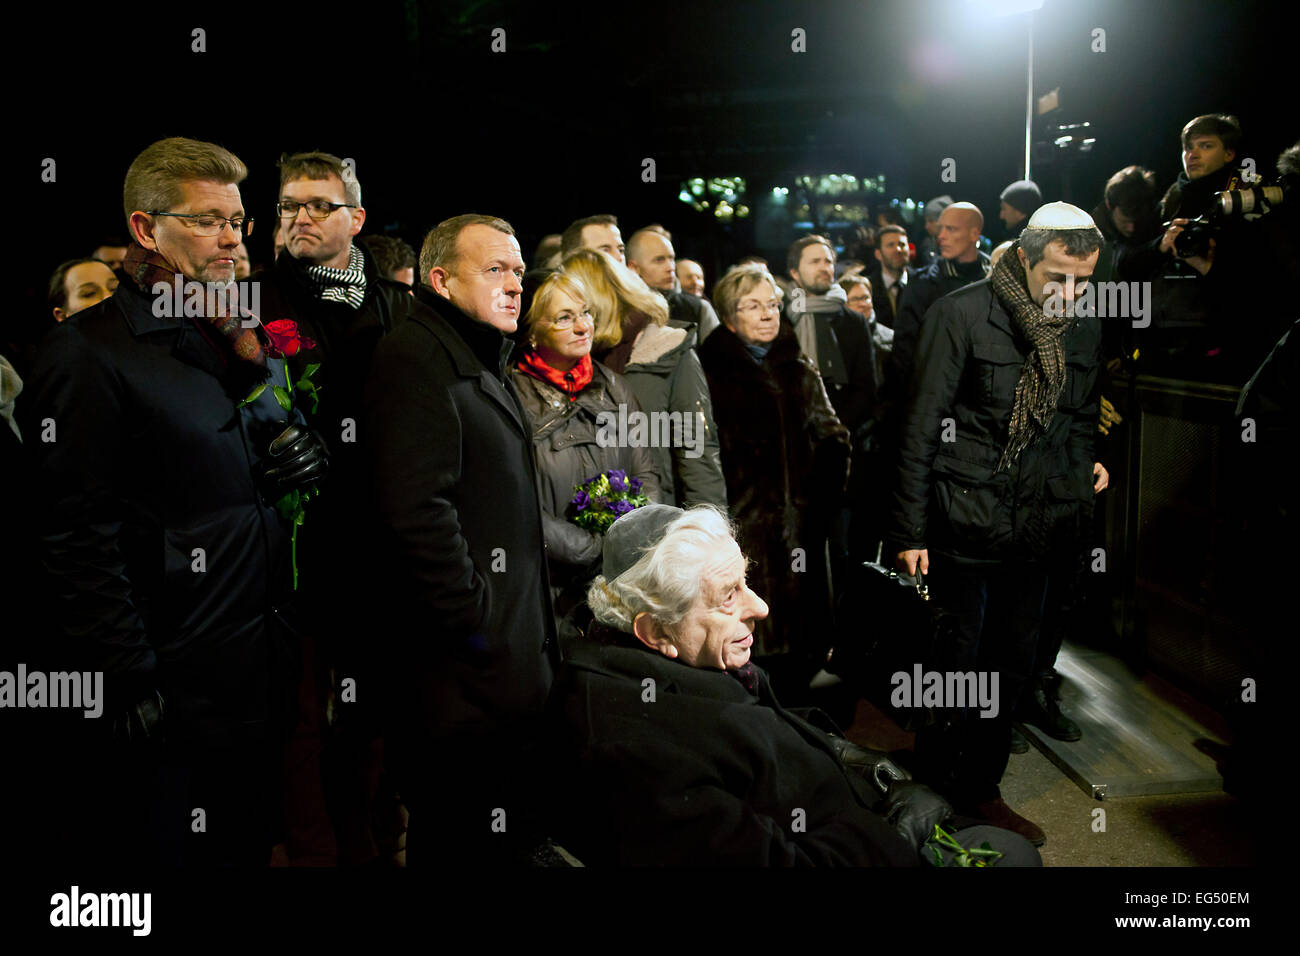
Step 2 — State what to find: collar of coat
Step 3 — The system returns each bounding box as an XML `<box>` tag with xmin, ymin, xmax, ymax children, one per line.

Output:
<box><xmin>562</xmin><ymin>627</ymin><xmax>876</xmax><ymax>808</ymax></box>
<box><xmin>567</xmin><ymin>625</ymin><xmax>769</xmax><ymax>705</ymax></box>
<box><xmin>267</xmin><ymin>241</ymin><xmax>384</xmax><ymax>307</ymax></box>
<box><xmin>939</xmin><ymin>250</ymin><xmax>991</xmax><ymax>281</ymax></box>
<box><xmin>699</xmin><ymin>315</ymin><xmax>812</xmax><ymax>379</ymax></box>
<box><xmin>107</xmin><ymin>281</ymin><xmax>275</xmax><ymax>401</ymax></box>
<box><xmin>413</xmin><ymin>285</ymin><xmax>516</xmax><ymax>379</ymax></box>
<box><xmin>512</xmin><ymin>361</ymin><xmax>618</xmax><ymax>436</ymax></box>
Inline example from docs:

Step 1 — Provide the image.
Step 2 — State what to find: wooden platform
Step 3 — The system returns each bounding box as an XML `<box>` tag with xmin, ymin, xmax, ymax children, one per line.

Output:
<box><xmin>1019</xmin><ymin>643</ymin><xmax>1228</xmax><ymax>800</ymax></box>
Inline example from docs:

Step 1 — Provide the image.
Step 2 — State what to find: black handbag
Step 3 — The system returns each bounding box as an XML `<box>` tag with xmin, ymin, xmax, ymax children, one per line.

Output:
<box><xmin>827</xmin><ymin>561</ymin><xmax>954</xmax><ymax>732</ymax></box>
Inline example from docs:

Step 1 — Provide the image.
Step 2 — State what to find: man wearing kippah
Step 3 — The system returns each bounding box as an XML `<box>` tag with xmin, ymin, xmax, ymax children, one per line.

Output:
<box><xmin>889</xmin><ymin>202</ymin><xmax>1107</xmax><ymax>847</ymax></box>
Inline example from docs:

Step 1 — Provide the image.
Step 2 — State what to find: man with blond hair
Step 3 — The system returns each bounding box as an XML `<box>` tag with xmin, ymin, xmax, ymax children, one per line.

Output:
<box><xmin>19</xmin><ymin>136</ymin><xmax>326</xmax><ymax>866</ymax></box>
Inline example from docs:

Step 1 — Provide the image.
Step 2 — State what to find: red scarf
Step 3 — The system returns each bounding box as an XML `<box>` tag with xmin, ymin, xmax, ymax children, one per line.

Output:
<box><xmin>517</xmin><ymin>350</ymin><xmax>594</xmax><ymax>401</ymax></box>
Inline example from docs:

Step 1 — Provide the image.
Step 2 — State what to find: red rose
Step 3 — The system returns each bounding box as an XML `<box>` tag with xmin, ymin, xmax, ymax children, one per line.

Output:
<box><xmin>263</xmin><ymin>319</ymin><xmax>316</xmax><ymax>358</ymax></box>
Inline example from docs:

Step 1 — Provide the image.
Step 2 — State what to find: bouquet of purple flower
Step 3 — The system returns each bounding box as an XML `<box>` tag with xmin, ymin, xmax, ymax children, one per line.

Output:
<box><xmin>570</xmin><ymin>468</ymin><xmax>650</xmax><ymax>534</ymax></box>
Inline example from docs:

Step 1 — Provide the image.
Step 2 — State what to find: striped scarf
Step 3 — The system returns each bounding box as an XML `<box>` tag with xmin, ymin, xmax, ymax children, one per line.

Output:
<box><xmin>305</xmin><ymin>243</ymin><xmax>367</xmax><ymax>309</ymax></box>
<box><xmin>988</xmin><ymin>240</ymin><xmax>1072</xmax><ymax>472</ymax></box>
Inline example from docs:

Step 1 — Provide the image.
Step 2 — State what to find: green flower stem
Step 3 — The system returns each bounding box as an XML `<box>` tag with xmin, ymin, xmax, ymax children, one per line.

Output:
<box><xmin>290</xmin><ymin>521</ymin><xmax>299</xmax><ymax>591</ymax></box>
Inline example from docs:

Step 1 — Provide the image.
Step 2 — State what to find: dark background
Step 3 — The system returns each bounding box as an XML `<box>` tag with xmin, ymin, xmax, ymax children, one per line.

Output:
<box><xmin>9</xmin><ymin>0</ymin><xmax>1292</xmax><ymax>350</ymax></box>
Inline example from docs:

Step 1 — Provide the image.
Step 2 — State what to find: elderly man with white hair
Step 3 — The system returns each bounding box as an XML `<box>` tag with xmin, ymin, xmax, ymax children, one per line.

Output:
<box><xmin>545</xmin><ymin>504</ymin><xmax>1042</xmax><ymax>867</ymax></box>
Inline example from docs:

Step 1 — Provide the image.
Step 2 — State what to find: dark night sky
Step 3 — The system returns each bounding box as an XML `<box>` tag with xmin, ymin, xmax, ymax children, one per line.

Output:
<box><xmin>8</xmin><ymin>0</ymin><xmax>1292</xmax><ymax>345</ymax></box>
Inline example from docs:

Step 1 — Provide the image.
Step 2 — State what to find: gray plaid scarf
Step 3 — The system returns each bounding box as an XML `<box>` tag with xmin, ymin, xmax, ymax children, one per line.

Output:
<box><xmin>305</xmin><ymin>243</ymin><xmax>367</xmax><ymax>309</ymax></box>
<box><xmin>988</xmin><ymin>240</ymin><xmax>1073</xmax><ymax>472</ymax></box>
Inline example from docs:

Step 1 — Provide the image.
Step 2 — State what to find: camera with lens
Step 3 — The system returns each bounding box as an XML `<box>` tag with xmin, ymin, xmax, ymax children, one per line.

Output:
<box><xmin>1167</xmin><ymin>175</ymin><xmax>1292</xmax><ymax>258</ymax></box>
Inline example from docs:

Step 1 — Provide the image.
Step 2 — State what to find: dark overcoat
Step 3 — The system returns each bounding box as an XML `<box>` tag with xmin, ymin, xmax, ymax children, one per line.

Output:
<box><xmin>362</xmin><ymin>287</ymin><xmax>557</xmax><ymax>748</ymax></box>
<box><xmin>546</xmin><ymin>631</ymin><xmax>919</xmax><ymax>866</ymax></box>
<box><xmin>698</xmin><ymin>320</ymin><xmax>850</xmax><ymax>659</ymax></box>
<box><xmin>18</xmin><ymin>280</ymin><xmax>299</xmax><ymax>746</ymax></box>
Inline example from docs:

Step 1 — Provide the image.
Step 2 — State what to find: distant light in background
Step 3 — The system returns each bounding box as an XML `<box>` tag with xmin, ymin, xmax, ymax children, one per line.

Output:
<box><xmin>965</xmin><ymin>0</ymin><xmax>1043</xmax><ymax>14</ymax></box>
<box><xmin>962</xmin><ymin>0</ymin><xmax>1046</xmax><ymax>179</ymax></box>
<box><xmin>909</xmin><ymin>39</ymin><xmax>960</xmax><ymax>85</ymax></box>
<box><xmin>679</xmin><ymin>176</ymin><xmax>748</xmax><ymax>215</ymax></box>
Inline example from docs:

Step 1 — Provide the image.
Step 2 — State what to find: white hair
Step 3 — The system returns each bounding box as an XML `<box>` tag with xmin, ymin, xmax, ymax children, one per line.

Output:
<box><xmin>587</xmin><ymin>506</ymin><xmax>735</xmax><ymax>634</ymax></box>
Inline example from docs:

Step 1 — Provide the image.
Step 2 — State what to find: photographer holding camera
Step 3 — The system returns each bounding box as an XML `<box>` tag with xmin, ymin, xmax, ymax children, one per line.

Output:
<box><xmin>1123</xmin><ymin>114</ymin><xmax>1290</xmax><ymax>383</ymax></box>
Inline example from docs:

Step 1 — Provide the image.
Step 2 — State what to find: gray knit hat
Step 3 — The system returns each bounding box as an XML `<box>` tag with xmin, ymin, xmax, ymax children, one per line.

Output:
<box><xmin>999</xmin><ymin>179</ymin><xmax>1043</xmax><ymax>217</ymax></box>
<box><xmin>923</xmin><ymin>195</ymin><xmax>954</xmax><ymax>222</ymax></box>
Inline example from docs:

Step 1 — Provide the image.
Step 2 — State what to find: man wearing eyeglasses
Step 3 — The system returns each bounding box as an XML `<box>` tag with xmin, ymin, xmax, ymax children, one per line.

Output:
<box><xmin>18</xmin><ymin>137</ymin><xmax>326</xmax><ymax>866</ymax></box>
<box><xmin>254</xmin><ymin>151</ymin><xmax>429</xmax><ymax>864</ymax></box>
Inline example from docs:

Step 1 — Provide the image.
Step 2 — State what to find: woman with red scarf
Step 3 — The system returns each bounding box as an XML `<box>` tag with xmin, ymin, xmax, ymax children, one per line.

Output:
<box><xmin>511</xmin><ymin>271</ymin><xmax>663</xmax><ymax>631</ymax></box>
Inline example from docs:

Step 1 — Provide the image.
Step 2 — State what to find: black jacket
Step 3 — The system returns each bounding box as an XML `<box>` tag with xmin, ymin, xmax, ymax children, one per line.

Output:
<box><xmin>865</xmin><ymin>264</ymin><xmax>918</xmax><ymax>331</ymax></box>
<box><xmin>252</xmin><ymin>245</ymin><xmax>426</xmax><ymax>658</ymax></box>
<box><xmin>362</xmin><ymin>287</ymin><xmax>556</xmax><ymax>741</ymax></box>
<box><xmin>17</xmin><ymin>281</ymin><xmax>299</xmax><ymax>745</ymax></box>
<box><xmin>890</xmin><ymin>253</ymin><xmax>991</xmax><ymax>402</ymax></box>
<box><xmin>254</xmin><ymin>245</ymin><xmax>418</xmax><ymax>442</ymax></box>
<box><xmin>547</xmin><ymin>631</ymin><xmax>920</xmax><ymax>866</ymax></box>
<box><xmin>889</xmin><ymin>279</ymin><xmax>1100</xmax><ymax>561</ymax></box>
<box><xmin>1120</xmin><ymin>166</ymin><xmax>1278</xmax><ymax>382</ymax></box>
<box><xmin>699</xmin><ymin>321</ymin><xmax>850</xmax><ymax>658</ymax></box>
<box><xmin>792</xmin><ymin>304</ymin><xmax>879</xmax><ymax>437</ymax></box>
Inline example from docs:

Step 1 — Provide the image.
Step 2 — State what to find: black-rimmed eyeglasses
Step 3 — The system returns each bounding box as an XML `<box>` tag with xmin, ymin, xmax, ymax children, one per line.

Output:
<box><xmin>276</xmin><ymin>199</ymin><xmax>358</xmax><ymax>221</ymax></box>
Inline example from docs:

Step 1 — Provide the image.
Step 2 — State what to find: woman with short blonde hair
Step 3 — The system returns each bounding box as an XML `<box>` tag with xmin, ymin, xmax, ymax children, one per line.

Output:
<box><xmin>557</xmin><ymin>250</ymin><xmax>727</xmax><ymax>510</ymax></box>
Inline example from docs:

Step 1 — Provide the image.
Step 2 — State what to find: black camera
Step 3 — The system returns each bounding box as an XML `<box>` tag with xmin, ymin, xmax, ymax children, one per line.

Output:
<box><xmin>1172</xmin><ymin>215</ymin><xmax>1216</xmax><ymax>258</ymax></box>
<box><xmin>1167</xmin><ymin>177</ymin><xmax>1291</xmax><ymax>259</ymax></box>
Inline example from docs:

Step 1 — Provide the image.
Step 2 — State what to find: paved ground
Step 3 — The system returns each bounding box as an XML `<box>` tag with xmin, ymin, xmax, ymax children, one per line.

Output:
<box><xmin>843</xmin><ymin>697</ymin><xmax>1260</xmax><ymax>867</ymax></box>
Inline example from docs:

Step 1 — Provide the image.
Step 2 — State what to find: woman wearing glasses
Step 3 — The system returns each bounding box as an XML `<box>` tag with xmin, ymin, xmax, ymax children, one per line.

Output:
<box><xmin>697</xmin><ymin>264</ymin><xmax>850</xmax><ymax>698</ymax></box>
<box><xmin>511</xmin><ymin>270</ymin><xmax>663</xmax><ymax>634</ymax></box>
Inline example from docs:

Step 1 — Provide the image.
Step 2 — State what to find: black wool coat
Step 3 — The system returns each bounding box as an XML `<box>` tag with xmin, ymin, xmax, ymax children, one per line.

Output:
<box><xmin>698</xmin><ymin>321</ymin><xmax>850</xmax><ymax>658</ymax></box>
<box><xmin>362</xmin><ymin>287</ymin><xmax>557</xmax><ymax>744</ymax></box>
<box><xmin>546</xmin><ymin>632</ymin><xmax>919</xmax><ymax>866</ymax></box>
<box><xmin>17</xmin><ymin>281</ymin><xmax>300</xmax><ymax>746</ymax></box>
<box><xmin>252</xmin><ymin>245</ymin><xmax>429</xmax><ymax>662</ymax></box>
<box><xmin>889</xmin><ymin>279</ymin><xmax>1101</xmax><ymax>562</ymax></box>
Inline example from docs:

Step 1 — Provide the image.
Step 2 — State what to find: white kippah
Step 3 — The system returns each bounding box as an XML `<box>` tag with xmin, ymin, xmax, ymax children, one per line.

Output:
<box><xmin>1024</xmin><ymin>201</ymin><xmax>1096</xmax><ymax>230</ymax></box>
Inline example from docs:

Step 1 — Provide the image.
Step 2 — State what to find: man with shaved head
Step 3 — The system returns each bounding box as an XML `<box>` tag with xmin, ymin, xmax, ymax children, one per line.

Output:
<box><xmin>677</xmin><ymin>258</ymin><xmax>705</xmax><ymax>297</ymax></box>
<box><xmin>890</xmin><ymin>202</ymin><xmax>991</xmax><ymax>401</ymax></box>
<box><xmin>626</xmin><ymin>227</ymin><xmax>720</xmax><ymax>343</ymax></box>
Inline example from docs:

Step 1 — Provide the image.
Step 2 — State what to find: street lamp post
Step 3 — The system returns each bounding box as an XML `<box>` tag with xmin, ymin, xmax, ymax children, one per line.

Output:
<box><xmin>966</xmin><ymin>0</ymin><xmax>1046</xmax><ymax>180</ymax></box>
<box><xmin>1025</xmin><ymin>11</ymin><xmax>1033</xmax><ymax>180</ymax></box>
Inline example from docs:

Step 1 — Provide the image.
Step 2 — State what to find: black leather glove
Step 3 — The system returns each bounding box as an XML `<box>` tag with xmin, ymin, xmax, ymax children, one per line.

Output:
<box><xmin>827</xmin><ymin>735</ymin><xmax>910</xmax><ymax>799</ymax></box>
<box><xmin>882</xmin><ymin>780</ymin><xmax>955</xmax><ymax>854</ymax></box>
<box><xmin>111</xmin><ymin>689</ymin><xmax>165</xmax><ymax>744</ymax></box>
<box><xmin>255</xmin><ymin>424</ymin><xmax>329</xmax><ymax>502</ymax></box>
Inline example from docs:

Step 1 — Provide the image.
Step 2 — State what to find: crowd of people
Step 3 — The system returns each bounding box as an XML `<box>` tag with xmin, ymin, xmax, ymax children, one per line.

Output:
<box><xmin>3</xmin><ymin>112</ymin><xmax>1294</xmax><ymax>867</ymax></box>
